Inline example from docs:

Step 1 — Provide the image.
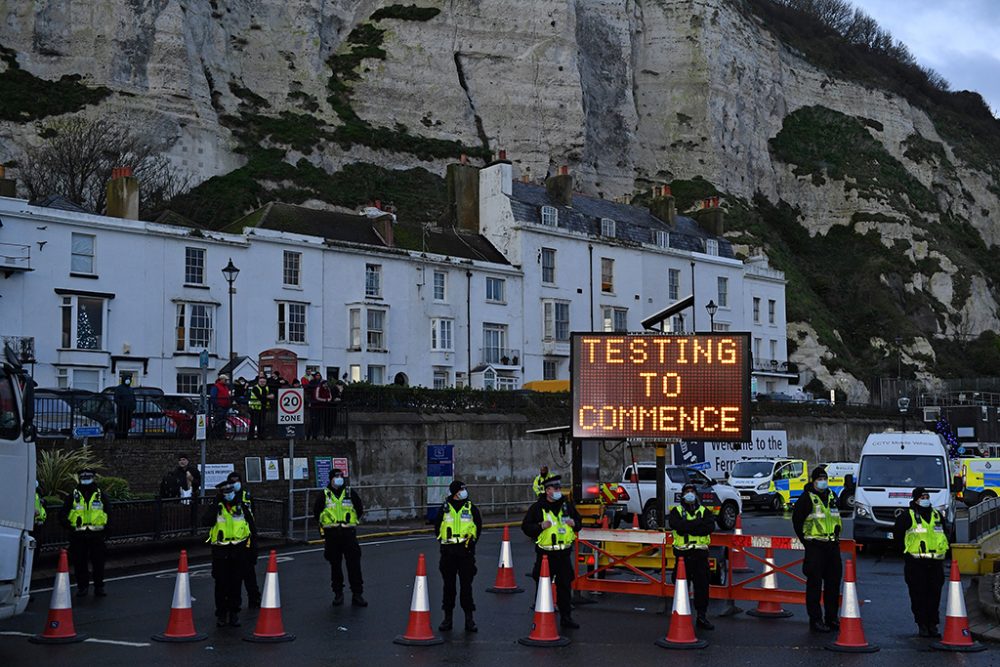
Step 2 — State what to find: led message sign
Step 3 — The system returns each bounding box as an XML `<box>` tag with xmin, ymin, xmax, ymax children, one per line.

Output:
<box><xmin>571</xmin><ymin>332</ymin><xmax>750</xmax><ymax>441</ymax></box>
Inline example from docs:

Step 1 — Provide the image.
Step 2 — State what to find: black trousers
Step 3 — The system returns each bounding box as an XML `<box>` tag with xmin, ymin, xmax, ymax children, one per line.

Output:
<box><xmin>324</xmin><ymin>527</ymin><xmax>363</xmax><ymax>595</ymax></box>
<box><xmin>248</xmin><ymin>409</ymin><xmax>264</xmax><ymax>439</ymax></box>
<box><xmin>439</xmin><ymin>544</ymin><xmax>477</xmax><ymax>612</ymax></box>
<box><xmin>115</xmin><ymin>408</ymin><xmax>132</xmax><ymax>439</ymax></box>
<box><xmin>531</xmin><ymin>548</ymin><xmax>575</xmax><ymax>618</ymax></box>
<box><xmin>673</xmin><ymin>548</ymin><xmax>710</xmax><ymax>616</ymax></box>
<box><xmin>243</xmin><ymin>545</ymin><xmax>260</xmax><ymax>602</ymax></box>
<box><xmin>212</xmin><ymin>543</ymin><xmax>248</xmax><ymax>617</ymax></box>
<box><xmin>69</xmin><ymin>531</ymin><xmax>105</xmax><ymax>589</ymax></box>
<box><xmin>803</xmin><ymin>541</ymin><xmax>842</xmax><ymax>623</ymax></box>
<box><xmin>904</xmin><ymin>557</ymin><xmax>945</xmax><ymax>628</ymax></box>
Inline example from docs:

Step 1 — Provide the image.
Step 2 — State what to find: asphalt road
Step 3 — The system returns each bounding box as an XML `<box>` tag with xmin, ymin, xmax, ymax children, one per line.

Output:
<box><xmin>0</xmin><ymin>512</ymin><xmax>992</xmax><ymax>666</ymax></box>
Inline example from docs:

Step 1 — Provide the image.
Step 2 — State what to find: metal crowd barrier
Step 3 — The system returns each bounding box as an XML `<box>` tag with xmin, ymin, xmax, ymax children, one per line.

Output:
<box><xmin>967</xmin><ymin>495</ymin><xmax>1000</xmax><ymax>542</ymax></box>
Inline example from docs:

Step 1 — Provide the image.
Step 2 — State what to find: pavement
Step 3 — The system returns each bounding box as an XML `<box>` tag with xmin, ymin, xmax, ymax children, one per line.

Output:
<box><xmin>1</xmin><ymin>513</ymin><xmax>994</xmax><ymax>665</ymax></box>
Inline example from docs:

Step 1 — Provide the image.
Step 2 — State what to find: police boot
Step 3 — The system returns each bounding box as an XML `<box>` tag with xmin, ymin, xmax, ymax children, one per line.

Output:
<box><xmin>465</xmin><ymin>612</ymin><xmax>478</xmax><ymax>633</ymax></box>
<box><xmin>228</xmin><ymin>611</ymin><xmax>241</xmax><ymax>627</ymax></box>
<box><xmin>332</xmin><ymin>591</ymin><xmax>344</xmax><ymax>606</ymax></box>
<box><xmin>438</xmin><ymin>611</ymin><xmax>453</xmax><ymax>631</ymax></box>
<box><xmin>917</xmin><ymin>624</ymin><xmax>931</xmax><ymax>638</ymax></box>
<box><xmin>696</xmin><ymin>614</ymin><xmax>715</xmax><ymax>630</ymax></box>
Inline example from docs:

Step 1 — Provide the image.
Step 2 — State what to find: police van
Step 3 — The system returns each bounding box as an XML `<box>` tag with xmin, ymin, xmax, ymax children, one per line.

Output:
<box><xmin>954</xmin><ymin>457</ymin><xmax>1000</xmax><ymax>506</ymax></box>
<box><xmin>853</xmin><ymin>431</ymin><xmax>954</xmax><ymax>548</ymax></box>
<box><xmin>728</xmin><ymin>458</ymin><xmax>808</xmax><ymax>511</ymax></box>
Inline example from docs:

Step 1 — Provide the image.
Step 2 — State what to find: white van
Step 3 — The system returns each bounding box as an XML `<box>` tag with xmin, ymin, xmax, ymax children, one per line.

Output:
<box><xmin>853</xmin><ymin>431</ymin><xmax>953</xmax><ymax>548</ymax></box>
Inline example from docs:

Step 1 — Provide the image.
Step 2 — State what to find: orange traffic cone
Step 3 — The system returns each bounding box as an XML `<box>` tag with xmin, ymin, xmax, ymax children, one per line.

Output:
<box><xmin>655</xmin><ymin>557</ymin><xmax>708</xmax><ymax>649</ymax></box>
<box><xmin>486</xmin><ymin>526</ymin><xmax>524</xmax><ymax>594</ymax></box>
<box><xmin>731</xmin><ymin>515</ymin><xmax>752</xmax><ymax>573</ymax></box>
<box><xmin>29</xmin><ymin>549</ymin><xmax>87</xmax><ymax>644</ymax></box>
<box><xmin>244</xmin><ymin>550</ymin><xmax>295</xmax><ymax>643</ymax></box>
<box><xmin>826</xmin><ymin>557</ymin><xmax>878</xmax><ymax>652</ymax></box>
<box><xmin>519</xmin><ymin>555</ymin><xmax>571</xmax><ymax>647</ymax></box>
<box><xmin>152</xmin><ymin>550</ymin><xmax>207</xmax><ymax>642</ymax></box>
<box><xmin>394</xmin><ymin>553</ymin><xmax>443</xmax><ymax>646</ymax></box>
<box><xmin>931</xmin><ymin>560</ymin><xmax>987</xmax><ymax>652</ymax></box>
<box><xmin>745</xmin><ymin>548</ymin><xmax>792</xmax><ymax>618</ymax></box>
<box><xmin>632</xmin><ymin>512</ymin><xmax>641</xmax><ymax>530</ymax></box>
<box><xmin>600</xmin><ymin>515</ymin><xmax>610</xmax><ymax>529</ymax></box>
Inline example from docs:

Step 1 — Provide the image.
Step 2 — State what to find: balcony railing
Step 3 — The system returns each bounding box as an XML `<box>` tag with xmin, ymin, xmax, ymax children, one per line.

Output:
<box><xmin>751</xmin><ymin>358</ymin><xmax>799</xmax><ymax>374</ymax></box>
<box><xmin>0</xmin><ymin>242</ymin><xmax>30</xmax><ymax>273</ymax></box>
<box><xmin>1</xmin><ymin>335</ymin><xmax>34</xmax><ymax>363</ymax></box>
<box><xmin>480</xmin><ymin>348</ymin><xmax>521</xmax><ymax>367</ymax></box>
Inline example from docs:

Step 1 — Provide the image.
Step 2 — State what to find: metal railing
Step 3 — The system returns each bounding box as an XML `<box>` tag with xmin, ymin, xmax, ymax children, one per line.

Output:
<box><xmin>479</xmin><ymin>347</ymin><xmax>521</xmax><ymax>366</ymax></box>
<box><xmin>289</xmin><ymin>482</ymin><xmax>538</xmax><ymax>540</ymax></box>
<box><xmin>967</xmin><ymin>495</ymin><xmax>1000</xmax><ymax>542</ymax></box>
<box><xmin>33</xmin><ymin>496</ymin><xmax>288</xmax><ymax>551</ymax></box>
<box><xmin>0</xmin><ymin>241</ymin><xmax>30</xmax><ymax>271</ymax></box>
<box><xmin>0</xmin><ymin>335</ymin><xmax>34</xmax><ymax>363</ymax></box>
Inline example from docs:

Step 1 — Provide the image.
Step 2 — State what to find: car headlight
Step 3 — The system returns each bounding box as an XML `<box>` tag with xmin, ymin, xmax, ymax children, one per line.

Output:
<box><xmin>854</xmin><ymin>504</ymin><xmax>870</xmax><ymax>518</ymax></box>
<box><xmin>757</xmin><ymin>482</ymin><xmax>770</xmax><ymax>492</ymax></box>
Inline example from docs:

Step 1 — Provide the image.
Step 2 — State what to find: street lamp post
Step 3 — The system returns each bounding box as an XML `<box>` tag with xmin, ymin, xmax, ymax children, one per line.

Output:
<box><xmin>222</xmin><ymin>258</ymin><xmax>240</xmax><ymax>360</ymax></box>
<box><xmin>705</xmin><ymin>299</ymin><xmax>718</xmax><ymax>332</ymax></box>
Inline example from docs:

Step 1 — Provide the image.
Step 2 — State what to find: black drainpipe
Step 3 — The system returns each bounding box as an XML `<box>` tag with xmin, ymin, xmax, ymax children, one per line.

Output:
<box><xmin>588</xmin><ymin>244</ymin><xmax>595</xmax><ymax>330</ymax></box>
<box><xmin>466</xmin><ymin>270</ymin><xmax>473</xmax><ymax>382</ymax></box>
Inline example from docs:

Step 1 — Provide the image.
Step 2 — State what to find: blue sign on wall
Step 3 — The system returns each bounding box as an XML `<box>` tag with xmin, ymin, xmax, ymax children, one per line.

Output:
<box><xmin>426</xmin><ymin>444</ymin><xmax>454</xmax><ymax>521</ymax></box>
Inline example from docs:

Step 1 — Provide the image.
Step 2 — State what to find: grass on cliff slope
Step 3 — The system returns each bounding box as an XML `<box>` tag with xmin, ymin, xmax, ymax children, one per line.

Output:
<box><xmin>0</xmin><ymin>43</ymin><xmax>110</xmax><ymax>121</ymax></box>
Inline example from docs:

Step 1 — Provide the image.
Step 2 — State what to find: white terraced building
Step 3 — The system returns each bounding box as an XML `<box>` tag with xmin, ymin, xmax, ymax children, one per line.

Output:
<box><xmin>0</xmin><ymin>162</ymin><xmax>793</xmax><ymax>395</ymax></box>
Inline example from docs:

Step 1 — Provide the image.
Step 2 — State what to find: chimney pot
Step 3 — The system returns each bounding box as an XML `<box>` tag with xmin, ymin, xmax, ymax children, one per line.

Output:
<box><xmin>0</xmin><ymin>165</ymin><xmax>5</xmax><ymax>179</ymax></box>
<box><xmin>559</xmin><ymin>165</ymin><xmax>569</xmax><ymax>176</ymax></box>
<box><xmin>663</xmin><ymin>185</ymin><xmax>672</xmax><ymax>197</ymax></box>
<box><xmin>374</xmin><ymin>199</ymin><xmax>382</xmax><ymax>210</ymax></box>
<box><xmin>498</xmin><ymin>149</ymin><xmax>507</xmax><ymax>161</ymax></box>
<box><xmin>460</xmin><ymin>153</ymin><xmax>468</xmax><ymax>165</ymax></box>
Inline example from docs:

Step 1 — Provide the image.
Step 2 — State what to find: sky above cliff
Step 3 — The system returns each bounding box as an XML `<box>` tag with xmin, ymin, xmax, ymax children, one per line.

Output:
<box><xmin>854</xmin><ymin>0</ymin><xmax>1000</xmax><ymax>115</ymax></box>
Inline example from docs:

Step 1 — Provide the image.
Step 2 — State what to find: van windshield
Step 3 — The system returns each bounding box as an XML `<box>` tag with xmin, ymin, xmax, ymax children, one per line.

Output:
<box><xmin>858</xmin><ymin>454</ymin><xmax>947</xmax><ymax>488</ymax></box>
<box><xmin>731</xmin><ymin>461</ymin><xmax>774</xmax><ymax>478</ymax></box>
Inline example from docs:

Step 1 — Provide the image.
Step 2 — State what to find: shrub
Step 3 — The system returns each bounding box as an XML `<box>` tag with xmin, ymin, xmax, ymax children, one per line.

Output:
<box><xmin>97</xmin><ymin>476</ymin><xmax>132</xmax><ymax>501</ymax></box>
<box><xmin>36</xmin><ymin>446</ymin><xmax>104</xmax><ymax>497</ymax></box>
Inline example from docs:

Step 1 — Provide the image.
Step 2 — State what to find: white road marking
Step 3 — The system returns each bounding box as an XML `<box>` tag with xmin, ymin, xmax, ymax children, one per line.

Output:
<box><xmin>0</xmin><ymin>631</ymin><xmax>151</xmax><ymax>647</ymax></box>
<box><xmin>30</xmin><ymin>535</ymin><xmax>433</xmax><ymax>593</ymax></box>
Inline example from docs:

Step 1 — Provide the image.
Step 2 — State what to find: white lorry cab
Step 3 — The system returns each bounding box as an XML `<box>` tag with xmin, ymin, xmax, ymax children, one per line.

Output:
<box><xmin>0</xmin><ymin>346</ymin><xmax>36</xmax><ymax>619</ymax></box>
<box><xmin>853</xmin><ymin>431</ymin><xmax>953</xmax><ymax>548</ymax></box>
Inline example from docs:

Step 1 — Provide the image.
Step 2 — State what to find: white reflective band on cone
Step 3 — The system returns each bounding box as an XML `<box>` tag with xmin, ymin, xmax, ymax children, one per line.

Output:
<box><xmin>410</xmin><ymin>575</ymin><xmax>430</xmax><ymax>613</ymax></box>
<box><xmin>499</xmin><ymin>540</ymin><xmax>513</xmax><ymax>568</ymax></box>
<box><xmin>946</xmin><ymin>580</ymin><xmax>967</xmax><ymax>618</ymax></box>
<box><xmin>536</xmin><ymin>575</ymin><xmax>554</xmax><ymax>613</ymax></box>
<box><xmin>171</xmin><ymin>572</ymin><xmax>192</xmax><ymax>610</ymax></box>
<box><xmin>261</xmin><ymin>571</ymin><xmax>281</xmax><ymax>609</ymax></box>
<box><xmin>51</xmin><ymin>572</ymin><xmax>72</xmax><ymax>610</ymax></box>
<box><xmin>761</xmin><ymin>556</ymin><xmax>777</xmax><ymax>590</ymax></box>
<box><xmin>673</xmin><ymin>574</ymin><xmax>691</xmax><ymax>616</ymax></box>
<box><xmin>840</xmin><ymin>581</ymin><xmax>860</xmax><ymax>619</ymax></box>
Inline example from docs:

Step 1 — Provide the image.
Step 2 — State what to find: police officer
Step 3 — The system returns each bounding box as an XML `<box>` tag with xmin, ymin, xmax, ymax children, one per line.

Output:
<box><xmin>893</xmin><ymin>487</ymin><xmax>949</xmax><ymax>638</ymax></box>
<box><xmin>532</xmin><ymin>465</ymin><xmax>551</xmax><ymax>498</ymax></box>
<box><xmin>248</xmin><ymin>376</ymin><xmax>273</xmax><ymax>439</ymax></box>
<box><xmin>34</xmin><ymin>481</ymin><xmax>47</xmax><ymax>527</ymax></box>
<box><xmin>227</xmin><ymin>471</ymin><xmax>261</xmax><ymax>608</ymax></box>
<box><xmin>59</xmin><ymin>467</ymin><xmax>107</xmax><ymax>597</ymax></box>
<box><xmin>433</xmin><ymin>480</ymin><xmax>483</xmax><ymax>632</ymax></box>
<box><xmin>521</xmin><ymin>475</ymin><xmax>582</xmax><ymax>629</ymax></box>
<box><xmin>312</xmin><ymin>469</ymin><xmax>367</xmax><ymax>607</ymax></box>
<box><xmin>792</xmin><ymin>466</ymin><xmax>842</xmax><ymax>633</ymax></box>
<box><xmin>203</xmin><ymin>480</ymin><xmax>256</xmax><ymax>627</ymax></box>
<box><xmin>668</xmin><ymin>482</ymin><xmax>716</xmax><ymax>629</ymax></box>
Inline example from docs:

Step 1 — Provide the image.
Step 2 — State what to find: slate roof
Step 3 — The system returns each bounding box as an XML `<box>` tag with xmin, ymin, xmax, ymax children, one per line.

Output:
<box><xmin>29</xmin><ymin>194</ymin><xmax>91</xmax><ymax>214</ymax></box>
<box><xmin>508</xmin><ymin>182</ymin><xmax>734</xmax><ymax>258</ymax></box>
<box><xmin>232</xmin><ymin>202</ymin><xmax>509</xmax><ymax>265</ymax></box>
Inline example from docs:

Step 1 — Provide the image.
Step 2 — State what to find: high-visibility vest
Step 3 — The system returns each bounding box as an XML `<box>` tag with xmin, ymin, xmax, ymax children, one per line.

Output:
<box><xmin>672</xmin><ymin>506</ymin><xmax>711</xmax><ymax>550</ymax></box>
<box><xmin>319</xmin><ymin>488</ymin><xmax>359</xmax><ymax>527</ymax></box>
<box><xmin>532</xmin><ymin>474</ymin><xmax>549</xmax><ymax>496</ymax></box>
<box><xmin>438</xmin><ymin>501</ymin><xmax>478</xmax><ymax>544</ymax></box>
<box><xmin>904</xmin><ymin>509</ymin><xmax>948</xmax><ymax>559</ymax></box>
<box><xmin>35</xmin><ymin>493</ymin><xmax>47</xmax><ymax>523</ymax></box>
<box><xmin>536</xmin><ymin>507</ymin><xmax>575</xmax><ymax>551</ymax></box>
<box><xmin>67</xmin><ymin>489</ymin><xmax>107</xmax><ymax>531</ymax></box>
<box><xmin>209</xmin><ymin>502</ymin><xmax>251</xmax><ymax>545</ymax></box>
<box><xmin>803</xmin><ymin>491</ymin><xmax>842</xmax><ymax>540</ymax></box>
<box><xmin>249</xmin><ymin>385</ymin><xmax>266</xmax><ymax>410</ymax></box>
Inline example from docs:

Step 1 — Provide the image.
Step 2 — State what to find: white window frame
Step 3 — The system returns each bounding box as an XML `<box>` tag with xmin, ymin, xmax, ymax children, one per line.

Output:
<box><xmin>768</xmin><ymin>299</ymin><xmax>776</xmax><ymax>325</ymax></box>
<box><xmin>283</xmin><ymin>251</ymin><xmax>301</xmax><ymax>287</ymax></box>
<box><xmin>543</xmin><ymin>359</ymin><xmax>558</xmax><ymax>381</ymax></box>
<box><xmin>349</xmin><ymin>308</ymin><xmax>362</xmax><ymax>350</ymax></box>
<box><xmin>72</xmin><ymin>369</ymin><xmax>101</xmax><ymax>392</ymax></box>
<box><xmin>482</xmin><ymin>324</ymin><xmax>507</xmax><ymax>365</ymax></box>
<box><xmin>367</xmin><ymin>308</ymin><xmax>386</xmax><ymax>351</ymax></box>
<box><xmin>176</xmin><ymin>372</ymin><xmax>201</xmax><ymax>395</ymax></box>
<box><xmin>717</xmin><ymin>276</ymin><xmax>729</xmax><ymax>308</ymax></box>
<box><xmin>349</xmin><ymin>364</ymin><xmax>362</xmax><ymax>382</ymax></box>
<box><xmin>769</xmin><ymin>339</ymin><xmax>777</xmax><ymax>361</ymax></box>
<box><xmin>705</xmin><ymin>239</ymin><xmax>719</xmax><ymax>256</ymax></box>
<box><xmin>431</xmin><ymin>318</ymin><xmax>454</xmax><ymax>351</ymax></box>
<box><xmin>185</xmin><ymin>247</ymin><xmax>206</xmax><ymax>285</ymax></box>
<box><xmin>653</xmin><ymin>230</ymin><xmax>669</xmax><ymax>248</ymax></box>
<box><xmin>754</xmin><ymin>337</ymin><xmax>762</xmax><ymax>360</ymax></box>
<box><xmin>753</xmin><ymin>297</ymin><xmax>761</xmax><ymax>324</ymax></box>
<box><xmin>367</xmin><ymin>365</ymin><xmax>385</xmax><ymax>385</ymax></box>
<box><xmin>602</xmin><ymin>306</ymin><xmax>628</xmax><ymax>332</ymax></box>
<box><xmin>543</xmin><ymin>300</ymin><xmax>571</xmax><ymax>342</ymax></box>
<box><xmin>277</xmin><ymin>301</ymin><xmax>307</xmax><ymax>344</ymax></box>
<box><xmin>71</xmin><ymin>233</ymin><xmax>96</xmax><ymax>275</ymax></box>
<box><xmin>541</xmin><ymin>248</ymin><xmax>556</xmax><ymax>284</ymax></box>
<box><xmin>541</xmin><ymin>205</ymin><xmax>558</xmax><ymax>227</ymax></box>
<box><xmin>668</xmin><ymin>268</ymin><xmax>680</xmax><ymax>301</ymax></box>
<box><xmin>433</xmin><ymin>271</ymin><xmax>447</xmax><ymax>301</ymax></box>
<box><xmin>485</xmin><ymin>276</ymin><xmax>505</xmax><ymax>303</ymax></box>
<box><xmin>175</xmin><ymin>302</ymin><xmax>216</xmax><ymax>353</ymax></box>
<box><xmin>365</xmin><ymin>263</ymin><xmax>382</xmax><ymax>298</ymax></box>
<box><xmin>433</xmin><ymin>369</ymin><xmax>450</xmax><ymax>389</ymax></box>
<box><xmin>601</xmin><ymin>257</ymin><xmax>614</xmax><ymax>293</ymax></box>
<box><xmin>60</xmin><ymin>295</ymin><xmax>107</xmax><ymax>350</ymax></box>
<box><xmin>601</xmin><ymin>218</ymin><xmax>616</xmax><ymax>237</ymax></box>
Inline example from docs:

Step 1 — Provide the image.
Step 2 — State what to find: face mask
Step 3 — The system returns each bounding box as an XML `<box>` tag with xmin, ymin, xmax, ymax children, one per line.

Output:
<box><xmin>550</xmin><ymin>491</ymin><xmax>563</xmax><ymax>501</ymax></box>
<box><xmin>231</xmin><ymin>482</ymin><xmax>241</xmax><ymax>492</ymax></box>
<box><xmin>814</xmin><ymin>479</ymin><xmax>829</xmax><ymax>491</ymax></box>
<box><xmin>683</xmin><ymin>492</ymin><xmax>697</xmax><ymax>503</ymax></box>
<box><xmin>80</xmin><ymin>477</ymin><xmax>94</xmax><ymax>485</ymax></box>
<box><xmin>917</xmin><ymin>498</ymin><xmax>931</xmax><ymax>508</ymax></box>
<box><xmin>223</xmin><ymin>492</ymin><xmax>236</xmax><ymax>502</ymax></box>
<box><xmin>457</xmin><ymin>489</ymin><xmax>468</xmax><ymax>500</ymax></box>
<box><xmin>333</xmin><ymin>477</ymin><xmax>345</xmax><ymax>488</ymax></box>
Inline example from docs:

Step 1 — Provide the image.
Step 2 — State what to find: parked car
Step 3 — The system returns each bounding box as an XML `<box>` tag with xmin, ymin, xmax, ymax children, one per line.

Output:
<box><xmin>35</xmin><ymin>389</ymin><xmax>116</xmax><ymax>434</ymax></box>
<box><xmin>32</xmin><ymin>394</ymin><xmax>105</xmax><ymax>440</ymax></box>
<box><xmin>160</xmin><ymin>394</ymin><xmax>249</xmax><ymax>440</ymax></box>
<box><xmin>101</xmin><ymin>386</ymin><xmax>181</xmax><ymax>438</ymax></box>
<box><xmin>616</xmin><ymin>463</ymin><xmax>742</xmax><ymax>530</ymax></box>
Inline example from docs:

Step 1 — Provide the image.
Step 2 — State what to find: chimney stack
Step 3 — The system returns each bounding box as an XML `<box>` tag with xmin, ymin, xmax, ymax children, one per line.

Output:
<box><xmin>376</xmin><ymin>214</ymin><xmax>394</xmax><ymax>247</ymax></box>
<box><xmin>106</xmin><ymin>166</ymin><xmax>139</xmax><ymax>220</ymax></box>
<box><xmin>446</xmin><ymin>157</ymin><xmax>481</xmax><ymax>232</ymax></box>
<box><xmin>0</xmin><ymin>165</ymin><xmax>15</xmax><ymax>198</ymax></box>
<box><xmin>545</xmin><ymin>166</ymin><xmax>573</xmax><ymax>206</ymax></box>
<box><xmin>693</xmin><ymin>197</ymin><xmax>724</xmax><ymax>236</ymax></box>
<box><xmin>647</xmin><ymin>184</ymin><xmax>676</xmax><ymax>226</ymax></box>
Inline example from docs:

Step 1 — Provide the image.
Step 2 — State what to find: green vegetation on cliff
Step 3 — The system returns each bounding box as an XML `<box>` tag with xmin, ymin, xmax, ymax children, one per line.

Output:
<box><xmin>0</xmin><ymin>43</ymin><xmax>110</xmax><ymax>121</ymax></box>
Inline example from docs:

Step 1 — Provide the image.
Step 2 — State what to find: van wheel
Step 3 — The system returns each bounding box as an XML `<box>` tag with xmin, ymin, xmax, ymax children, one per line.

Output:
<box><xmin>717</xmin><ymin>501</ymin><xmax>739</xmax><ymax>531</ymax></box>
<box><xmin>838</xmin><ymin>492</ymin><xmax>855</xmax><ymax>511</ymax></box>
<box><xmin>641</xmin><ymin>501</ymin><xmax>660</xmax><ymax>530</ymax></box>
<box><xmin>770</xmin><ymin>495</ymin><xmax>784</xmax><ymax>512</ymax></box>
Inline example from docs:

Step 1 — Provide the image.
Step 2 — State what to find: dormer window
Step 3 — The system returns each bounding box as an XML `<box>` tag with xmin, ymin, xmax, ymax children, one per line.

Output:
<box><xmin>541</xmin><ymin>206</ymin><xmax>558</xmax><ymax>227</ymax></box>
<box><xmin>705</xmin><ymin>239</ymin><xmax>719</xmax><ymax>256</ymax></box>
<box><xmin>653</xmin><ymin>230</ymin><xmax>669</xmax><ymax>248</ymax></box>
<box><xmin>600</xmin><ymin>218</ymin><xmax>616</xmax><ymax>237</ymax></box>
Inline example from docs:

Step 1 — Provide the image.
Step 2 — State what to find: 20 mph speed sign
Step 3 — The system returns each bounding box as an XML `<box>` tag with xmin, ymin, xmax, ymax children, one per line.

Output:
<box><xmin>278</xmin><ymin>388</ymin><xmax>304</xmax><ymax>425</ymax></box>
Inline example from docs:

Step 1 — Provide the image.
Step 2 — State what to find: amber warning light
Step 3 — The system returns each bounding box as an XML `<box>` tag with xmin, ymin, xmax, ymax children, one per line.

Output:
<box><xmin>571</xmin><ymin>332</ymin><xmax>751</xmax><ymax>441</ymax></box>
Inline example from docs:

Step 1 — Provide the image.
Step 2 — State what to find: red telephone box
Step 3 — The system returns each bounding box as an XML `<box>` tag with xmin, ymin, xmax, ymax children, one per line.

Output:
<box><xmin>258</xmin><ymin>348</ymin><xmax>298</xmax><ymax>383</ymax></box>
